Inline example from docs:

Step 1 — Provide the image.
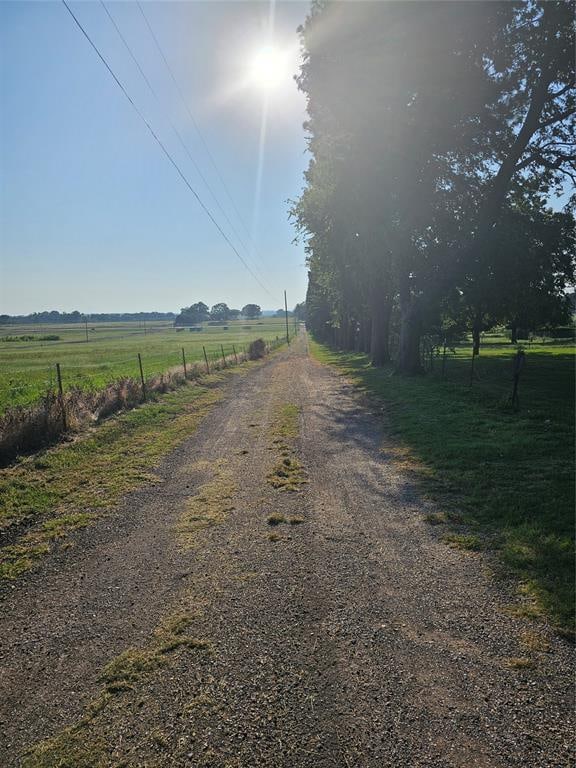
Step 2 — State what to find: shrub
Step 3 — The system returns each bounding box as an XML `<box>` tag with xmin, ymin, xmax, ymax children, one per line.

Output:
<box><xmin>0</xmin><ymin>334</ymin><xmax>60</xmax><ymax>342</ymax></box>
<box><xmin>248</xmin><ymin>339</ymin><xmax>266</xmax><ymax>360</ymax></box>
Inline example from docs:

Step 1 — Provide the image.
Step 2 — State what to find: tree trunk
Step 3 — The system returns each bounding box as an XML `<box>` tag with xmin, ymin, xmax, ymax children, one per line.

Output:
<box><xmin>339</xmin><ymin>318</ymin><xmax>349</xmax><ymax>350</ymax></box>
<box><xmin>370</xmin><ymin>296</ymin><xmax>391</xmax><ymax>366</ymax></box>
<box><xmin>358</xmin><ymin>317</ymin><xmax>371</xmax><ymax>353</ymax></box>
<box><xmin>472</xmin><ymin>327</ymin><xmax>481</xmax><ymax>356</ymax></box>
<box><xmin>336</xmin><ymin>316</ymin><xmax>349</xmax><ymax>349</ymax></box>
<box><xmin>363</xmin><ymin>317</ymin><xmax>372</xmax><ymax>353</ymax></box>
<box><xmin>397</xmin><ymin>278</ymin><xmax>423</xmax><ymax>375</ymax></box>
<box><xmin>510</xmin><ymin>325</ymin><xmax>518</xmax><ymax>344</ymax></box>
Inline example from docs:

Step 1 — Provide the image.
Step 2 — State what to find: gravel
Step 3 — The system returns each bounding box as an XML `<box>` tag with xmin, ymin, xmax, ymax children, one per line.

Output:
<box><xmin>0</xmin><ymin>332</ymin><xmax>574</xmax><ymax>767</ymax></box>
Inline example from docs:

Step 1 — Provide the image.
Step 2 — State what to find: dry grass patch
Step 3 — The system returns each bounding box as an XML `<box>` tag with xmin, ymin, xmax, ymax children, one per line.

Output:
<box><xmin>177</xmin><ymin>466</ymin><xmax>236</xmax><ymax>548</ymax></box>
<box><xmin>22</xmin><ymin>608</ymin><xmax>211</xmax><ymax>766</ymax></box>
<box><xmin>442</xmin><ymin>533</ymin><xmax>481</xmax><ymax>551</ymax></box>
<box><xmin>505</xmin><ymin>656</ymin><xmax>534</xmax><ymax>670</ymax></box>
<box><xmin>21</xmin><ymin>729</ymin><xmax>109</xmax><ymax>768</ymax></box>
<box><xmin>267</xmin><ymin>455</ymin><xmax>307</xmax><ymax>492</ymax></box>
<box><xmin>267</xmin><ymin>513</ymin><xmax>287</xmax><ymax>526</ymax></box>
<box><xmin>273</xmin><ymin>403</ymin><xmax>301</xmax><ymax>439</ymax></box>
<box><xmin>102</xmin><ymin>611</ymin><xmax>210</xmax><ymax>694</ymax></box>
<box><xmin>520</xmin><ymin>630</ymin><xmax>551</xmax><ymax>654</ymax></box>
<box><xmin>424</xmin><ymin>511</ymin><xmax>447</xmax><ymax>525</ymax></box>
<box><xmin>266</xmin><ymin>402</ymin><xmax>307</xmax><ymax>491</ymax></box>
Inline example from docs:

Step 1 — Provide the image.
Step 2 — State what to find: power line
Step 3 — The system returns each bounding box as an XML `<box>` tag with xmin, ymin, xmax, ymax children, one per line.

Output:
<box><xmin>100</xmin><ymin>1</ymin><xmax>272</xmax><ymax>293</ymax></box>
<box><xmin>136</xmin><ymin>1</ymin><xmax>269</xmax><ymax>270</ymax></box>
<box><xmin>61</xmin><ymin>0</ymin><xmax>276</xmax><ymax>300</ymax></box>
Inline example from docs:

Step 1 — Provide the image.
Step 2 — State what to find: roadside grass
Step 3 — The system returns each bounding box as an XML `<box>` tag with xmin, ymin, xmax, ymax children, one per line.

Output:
<box><xmin>0</xmin><ymin>365</ymin><xmax>249</xmax><ymax>580</ymax></box>
<box><xmin>309</xmin><ymin>338</ymin><xmax>575</xmax><ymax>632</ymax></box>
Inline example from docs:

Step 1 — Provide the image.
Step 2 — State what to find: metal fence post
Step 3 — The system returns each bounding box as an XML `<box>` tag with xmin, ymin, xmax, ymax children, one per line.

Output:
<box><xmin>221</xmin><ymin>344</ymin><xmax>227</xmax><ymax>367</ymax></box>
<box><xmin>202</xmin><ymin>346</ymin><xmax>210</xmax><ymax>374</ymax></box>
<box><xmin>232</xmin><ymin>344</ymin><xmax>238</xmax><ymax>365</ymax></box>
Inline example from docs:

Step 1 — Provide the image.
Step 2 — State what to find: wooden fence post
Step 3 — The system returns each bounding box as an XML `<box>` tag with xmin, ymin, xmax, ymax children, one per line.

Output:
<box><xmin>202</xmin><ymin>346</ymin><xmax>210</xmax><ymax>374</ymax></box>
<box><xmin>56</xmin><ymin>363</ymin><xmax>66</xmax><ymax>431</ymax></box>
<box><xmin>182</xmin><ymin>347</ymin><xmax>187</xmax><ymax>379</ymax></box>
<box><xmin>511</xmin><ymin>349</ymin><xmax>525</xmax><ymax>409</ymax></box>
<box><xmin>138</xmin><ymin>353</ymin><xmax>146</xmax><ymax>401</ymax></box>
<box><xmin>232</xmin><ymin>344</ymin><xmax>238</xmax><ymax>365</ymax></box>
<box><xmin>221</xmin><ymin>345</ymin><xmax>227</xmax><ymax>367</ymax></box>
<box><xmin>469</xmin><ymin>348</ymin><xmax>477</xmax><ymax>387</ymax></box>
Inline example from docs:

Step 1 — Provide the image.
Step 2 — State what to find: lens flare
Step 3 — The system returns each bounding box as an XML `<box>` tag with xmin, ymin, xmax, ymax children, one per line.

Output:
<box><xmin>249</xmin><ymin>45</ymin><xmax>289</xmax><ymax>90</ymax></box>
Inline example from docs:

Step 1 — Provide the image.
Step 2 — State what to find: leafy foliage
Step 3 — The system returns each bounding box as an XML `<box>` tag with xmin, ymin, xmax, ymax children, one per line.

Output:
<box><xmin>293</xmin><ymin>1</ymin><xmax>575</xmax><ymax>371</ymax></box>
<box><xmin>241</xmin><ymin>304</ymin><xmax>262</xmax><ymax>319</ymax></box>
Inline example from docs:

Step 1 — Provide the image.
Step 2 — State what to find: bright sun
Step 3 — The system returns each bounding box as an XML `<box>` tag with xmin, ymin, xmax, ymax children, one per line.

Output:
<box><xmin>249</xmin><ymin>45</ymin><xmax>289</xmax><ymax>91</ymax></box>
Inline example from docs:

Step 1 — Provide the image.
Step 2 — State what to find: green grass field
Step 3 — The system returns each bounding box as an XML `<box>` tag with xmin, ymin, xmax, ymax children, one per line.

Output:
<box><xmin>310</xmin><ymin>336</ymin><xmax>575</xmax><ymax>631</ymax></box>
<box><xmin>0</xmin><ymin>318</ymin><xmax>291</xmax><ymax>413</ymax></box>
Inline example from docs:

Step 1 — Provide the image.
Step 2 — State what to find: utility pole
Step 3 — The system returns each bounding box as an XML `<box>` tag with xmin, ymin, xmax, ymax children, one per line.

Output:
<box><xmin>284</xmin><ymin>290</ymin><xmax>290</xmax><ymax>345</ymax></box>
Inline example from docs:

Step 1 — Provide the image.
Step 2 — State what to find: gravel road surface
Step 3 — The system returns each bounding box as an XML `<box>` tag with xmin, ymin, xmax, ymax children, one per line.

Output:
<box><xmin>1</xmin><ymin>333</ymin><xmax>573</xmax><ymax>767</ymax></box>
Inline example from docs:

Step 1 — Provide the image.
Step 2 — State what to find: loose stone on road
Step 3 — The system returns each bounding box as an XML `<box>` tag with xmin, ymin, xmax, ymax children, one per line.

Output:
<box><xmin>1</xmin><ymin>334</ymin><xmax>573</xmax><ymax>767</ymax></box>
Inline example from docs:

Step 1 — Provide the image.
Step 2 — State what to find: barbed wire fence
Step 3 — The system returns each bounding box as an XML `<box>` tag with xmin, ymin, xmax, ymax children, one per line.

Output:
<box><xmin>0</xmin><ymin>330</ymin><xmax>293</xmax><ymax>466</ymax></box>
<box><xmin>418</xmin><ymin>333</ymin><xmax>528</xmax><ymax>411</ymax></box>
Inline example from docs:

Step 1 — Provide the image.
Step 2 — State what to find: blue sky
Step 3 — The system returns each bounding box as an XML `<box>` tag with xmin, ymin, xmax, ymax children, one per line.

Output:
<box><xmin>0</xmin><ymin>1</ymin><xmax>310</xmax><ymax>314</ymax></box>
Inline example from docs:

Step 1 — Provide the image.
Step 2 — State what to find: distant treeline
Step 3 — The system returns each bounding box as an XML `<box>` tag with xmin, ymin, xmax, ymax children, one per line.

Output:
<box><xmin>0</xmin><ymin>311</ymin><xmax>176</xmax><ymax>325</ymax></box>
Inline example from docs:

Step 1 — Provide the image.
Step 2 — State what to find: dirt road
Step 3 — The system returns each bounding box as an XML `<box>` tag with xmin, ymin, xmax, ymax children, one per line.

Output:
<box><xmin>1</xmin><ymin>334</ymin><xmax>573</xmax><ymax>766</ymax></box>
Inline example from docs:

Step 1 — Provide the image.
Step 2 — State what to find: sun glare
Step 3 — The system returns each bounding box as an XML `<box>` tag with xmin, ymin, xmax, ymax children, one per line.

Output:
<box><xmin>249</xmin><ymin>45</ymin><xmax>289</xmax><ymax>90</ymax></box>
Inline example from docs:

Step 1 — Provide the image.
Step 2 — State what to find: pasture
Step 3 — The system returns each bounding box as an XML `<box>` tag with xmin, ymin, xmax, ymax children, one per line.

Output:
<box><xmin>0</xmin><ymin>318</ymin><xmax>290</xmax><ymax>413</ymax></box>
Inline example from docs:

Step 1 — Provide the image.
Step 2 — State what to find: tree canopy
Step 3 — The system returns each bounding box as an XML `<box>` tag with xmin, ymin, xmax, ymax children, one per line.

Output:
<box><xmin>174</xmin><ymin>302</ymin><xmax>263</xmax><ymax>325</ymax></box>
<box><xmin>293</xmin><ymin>0</ymin><xmax>575</xmax><ymax>372</ymax></box>
<box><xmin>242</xmin><ymin>304</ymin><xmax>262</xmax><ymax>319</ymax></box>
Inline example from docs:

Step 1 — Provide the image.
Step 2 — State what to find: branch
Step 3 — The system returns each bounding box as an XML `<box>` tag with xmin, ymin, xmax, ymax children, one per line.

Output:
<box><xmin>549</xmin><ymin>82</ymin><xmax>575</xmax><ymax>98</ymax></box>
<box><xmin>538</xmin><ymin>107</ymin><xmax>576</xmax><ymax>130</ymax></box>
<box><xmin>515</xmin><ymin>149</ymin><xmax>575</xmax><ymax>173</ymax></box>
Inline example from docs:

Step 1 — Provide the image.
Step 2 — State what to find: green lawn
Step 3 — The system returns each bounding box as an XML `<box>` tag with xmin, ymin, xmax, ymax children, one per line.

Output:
<box><xmin>310</xmin><ymin>337</ymin><xmax>575</xmax><ymax>632</ymax></box>
<box><xmin>0</xmin><ymin>318</ymin><xmax>290</xmax><ymax>412</ymax></box>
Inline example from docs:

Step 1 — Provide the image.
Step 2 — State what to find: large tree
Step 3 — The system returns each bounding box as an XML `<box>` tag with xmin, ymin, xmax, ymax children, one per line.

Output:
<box><xmin>174</xmin><ymin>301</ymin><xmax>210</xmax><ymax>326</ymax></box>
<box><xmin>210</xmin><ymin>303</ymin><xmax>231</xmax><ymax>321</ymax></box>
<box><xmin>294</xmin><ymin>0</ymin><xmax>575</xmax><ymax>372</ymax></box>
<box><xmin>242</xmin><ymin>304</ymin><xmax>262</xmax><ymax>319</ymax></box>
